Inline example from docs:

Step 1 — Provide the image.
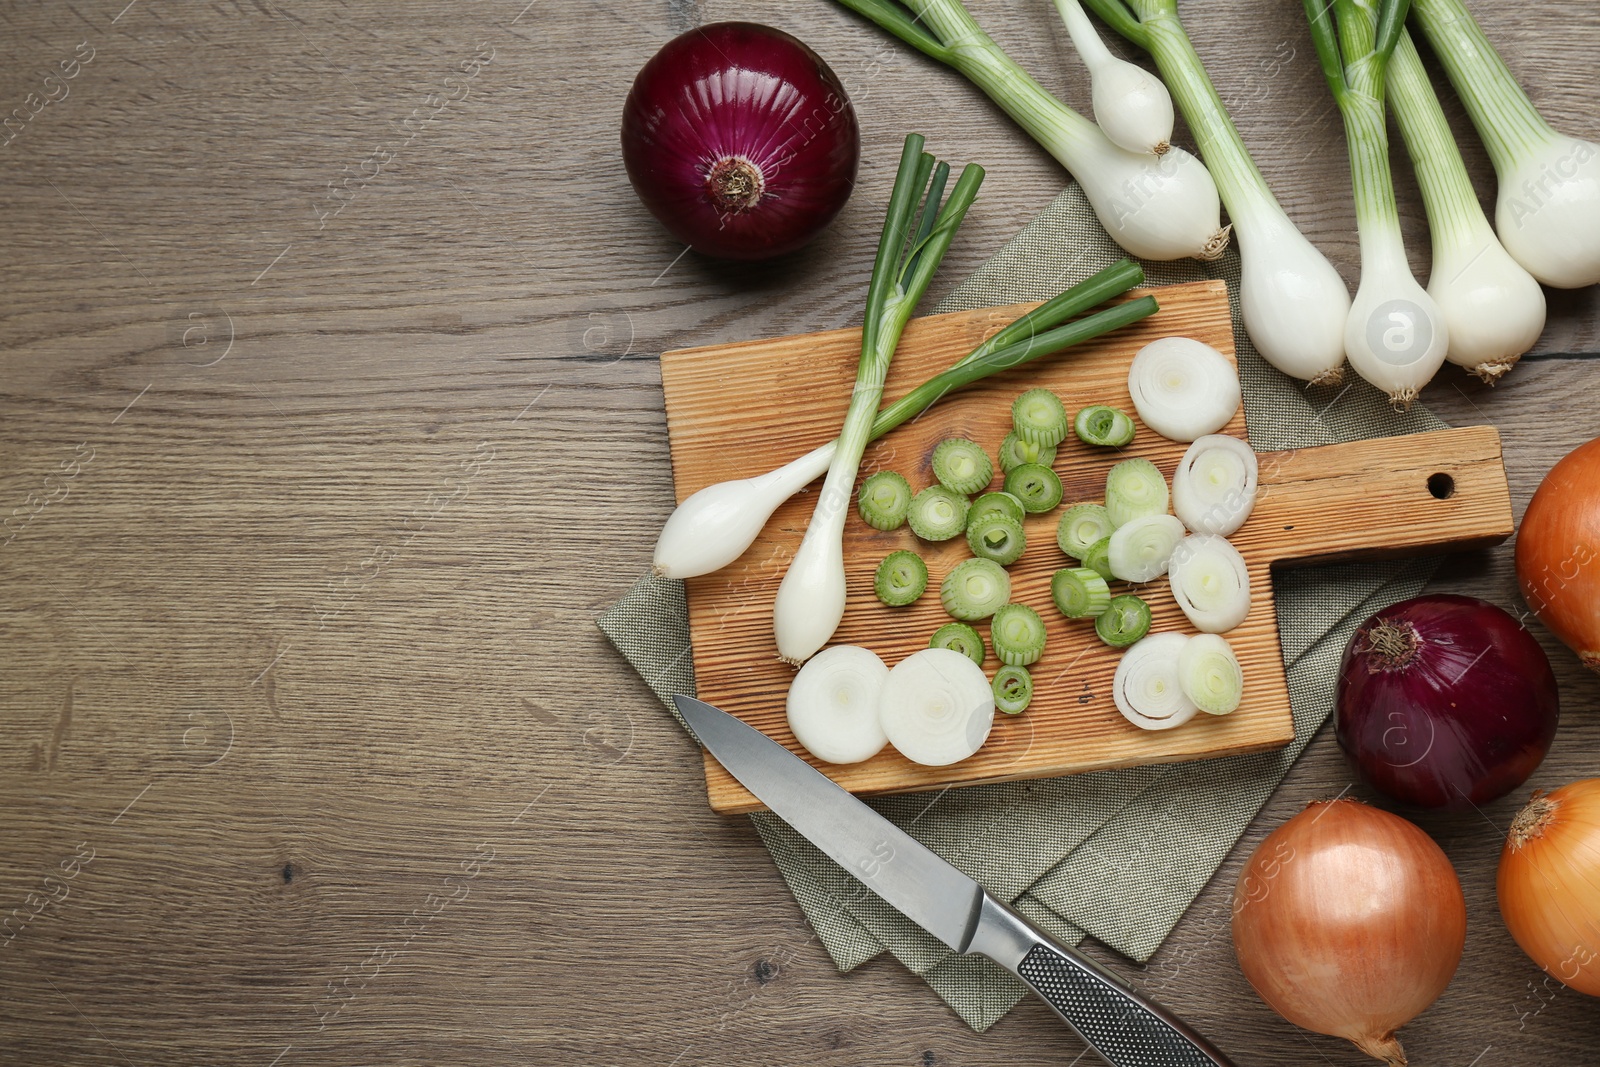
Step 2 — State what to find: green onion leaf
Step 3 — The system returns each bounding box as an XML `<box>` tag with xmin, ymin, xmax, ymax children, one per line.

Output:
<box><xmin>875</xmin><ymin>550</ymin><xmax>929</xmax><ymax>607</ymax></box>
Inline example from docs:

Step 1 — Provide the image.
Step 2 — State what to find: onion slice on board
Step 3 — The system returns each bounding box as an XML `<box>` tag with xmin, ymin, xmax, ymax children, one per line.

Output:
<box><xmin>879</xmin><ymin>648</ymin><xmax>995</xmax><ymax>766</ymax></box>
<box><xmin>785</xmin><ymin>645</ymin><xmax>889</xmax><ymax>765</ymax></box>
<box><xmin>1127</xmin><ymin>336</ymin><xmax>1241</xmax><ymax>442</ymax></box>
<box><xmin>1113</xmin><ymin>633</ymin><xmax>1199</xmax><ymax>731</ymax></box>
<box><xmin>1169</xmin><ymin>534</ymin><xmax>1252</xmax><ymax>633</ymax></box>
<box><xmin>1173</xmin><ymin>434</ymin><xmax>1258</xmax><ymax>536</ymax></box>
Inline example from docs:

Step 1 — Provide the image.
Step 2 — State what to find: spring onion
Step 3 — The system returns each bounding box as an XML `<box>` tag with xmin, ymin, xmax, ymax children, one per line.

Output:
<box><xmin>1052</xmin><ymin>566</ymin><xmax>1112</xmax><ymax>619</ymax></box>
<box><xmin>1012</xmin><ymin>387</ymin><xmax>1070</xmax><ymax>448</ymax></box>
<box><xmin>908</xmin><ymin>484</ymin><xmax>971</xmax><ymax>541</ymax></box>
<box><xmin>1082</xmin><ymin>0</ymin><xmax>1353</xmax><ymax>383</ymax></box>
<box><xmin>880</xmin><ymin>647</ymin><xmax>996</xmax><ymax>766</ymax></box>
<box><xmin>992</xmin><ymin>664</ymin><xmax>1035</xmax><ymax>715</ymax></box>
<box><xmin>970</xmin><ymin>490</ymin><xmax>1027</xmax><ymax>528</ymax></box>
<box><xmin>991</xmin><ymin>603</ymin><xmax>1048</xmax><ymax>666</ymax></box>
<box><xmin>941</xmin><ymin>557</ymin><xmax>1012</xmax><ymax>621</ymax></box>
<box><xmin>1178</xmin><ymin>633</ymin><xmax>1243</xmax><ymax>716</ymax></box>
<box><xmin>1004</xmin><ymin>462</ymin><xmax>1065</xmax><ymax>513</ymax></box>
<box><xmin>1057</xmin><ymin>502</ymin><xmax>1113</xmax><ymax>558</ymax></box>
<box><xmin>1127</xmin><ymin>336</ymin><xmax>1240</xmax><ymax>442</ymax></box>
<box><xmin>653</xmin><ymin>260</ymin><xmax>1155</xmax><ymax>580</ymax></box>
<box><xmin>930</xmin><ymin>621</ymin><xmax>987</xmax><ymax>665</ymax></box>
<box><xmin>1412</xmin><ymin>0</ymin><xmax>1600</xmax><ymax>288</ymax></box>
<box><xmin>1107</xmin><ymin>513</ymin><xmax>1185</xmax><ymax>582</ymax></box>
<box><xmin>1096</xmin><ymin>593</ymin><xmax>1153</xmax><ymax>647</ymax></box>
<box><xmin>931</xmin><ymin>436</ymin><xmax>995</xmax><ymax>495</ymax></box>
<box><xmin>1305</xmin><ymin>0</ymin><xmax>1448</xmax><ymax>408</ymax></box>
<box><xmin>832</xmin><ymin>0</ymin><xmax>1228</xmax><ymax>261</ymax></box>
<box><xmin>1074</xmin><ymin>404</ymin><xmax>1136</xmax><ymax>448</ymax></box>
<box><xmin>875</xmin><ymin>550</ymin><xmax>929</xmax><ymax>606</ymax></box>
<box><xmin>785</xmin><ymin>645</ymin><xmax>890</xmax><ymax>764</ymax></box>
<box><xmin>1113</xmin><ymin>631</ymin><xmax>1199</xmax><ymax>731</ymax></box>
<box><xmin>1168</xmin><ymin>533</ymin><xmax>1251</xmax><ymax>633</ymax></box>
<box><xmin>967</xmin><ymin>513</ymin><xmax>1028</xmax><ymax>566</ymax></box>
<box><xmin>999</xmin><ymin>432</ymin><xmax>1058</xmax><ymax>473</ymax></box>
<box><xmin>1172</xmin><ymin>434</ymin><xmax>1258</xmax><ymax>537</ymax></box>
<box><xmin>776</xmin><ymin>137</ymin><xmax>977</xmax><ymax>664</ymax></box>
<box><xmin>1082</xmin><ymin>535</ymin><xmax>1115</xmax><ymax>582</ymax></box>
<box><xmin>858</xmin><ymin>470</ymin><xmax>914</xmax><ymax>530</ymax></box>
<box><xmin>1385</xmin><ymin>25</ymin><xmax>1545</xmax><ymax>382</ymax></box>
<box><xmin>1105</xmin><ymin>456</ymin><xmax>1169</xmax><ymax>527</ymax></box>
<box><xmin>1051</xmin><ymin>0</ymin><xmax>1173</xmax><ymax>155</ymax></box>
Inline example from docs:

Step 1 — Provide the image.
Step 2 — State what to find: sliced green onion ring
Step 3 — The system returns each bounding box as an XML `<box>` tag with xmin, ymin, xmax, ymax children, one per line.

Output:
<box><xmin>992</xmin><ymin>664</ymin><xmax>1034</xmax><ymax>715</ymax></box>
<box><xmin>930</xmin><ymin>621</ymin><xmax>986</xmax><ymax>665</ymax></box>
<box><xmin>970</xmin><ymin>490</ymin><xmax>1027</xmax><ymax>528</ymax></box>
<box><xmin>1105</xmin><ymin>456</ymin><xmax>1170</xmax><ymax>527</ymax></box>
<box><xmin>940</xmin><ymin>557</ymin><xmax>1011</xmax><ymax>621</ymax></box>
<box><xmin>1082</xmin><ymin>535</ymin><xmax>1114</xmax><ymax>582</ymax></box>
<box><xmin>1178</xmin><ymin>633</ymin><xmax>1244</xmax><ymax>715</ymax></box>
<box><xmin>1004</xmin><ymin>462</ymin><xmax>1064</xmax><ymax>513</ymax></box>
<box><xmin>966</xmin><ymin>513</ymin><xmax>1027</xmax><ymax>566</ymax></box>
<box><xmin>931</xmin><ymin>437</ymin><xmax>994</xmax><ymax>495</ymax></box>
<box><xmin>1057</xmin><ymin>502</ymin><xmax>1112</xmax><ymax>559</ymax></box>
<box><xmin>1051</xmin><ymin>566</ymin><xmax>1112</xmax><ymax>619</ymax></box>
<box><xmin>990</xmin><ymin>603</ymin><xmax>1047</xmax><ymax>666</ymax></box>
<box><xmin>1168</xmin><ymin>533</ymin><xmax>1251</xmax><ymax>633</ymax></box>
<box><xmin>1113</xmin><ymin>632</ymin><xmax>1199</xmax><ymax>731</ymax></box>
<box><xmin>999</xmin><ymin>432</ymin><xmax>1058</xmax><ymax>473</ymax></box>
<box><xmin>1074</xmin><ymin>404</ymin><xmax>1137</xmax><ymax>447</ymax></box>
<box><xmin>1012</xmin><ymin>387</ymin><xmax>1069</xmax><ymax>448</ymax></box>
<box><xmin>1108</xmin><ymin>513</ymin><xmax>1186</xmax><ymax>583</ymax></box>
<box><xmin>1172</xmin><ymin>435</ymin><xmax>1258</xmax><ymax>537</ymax></box>
<box><xmin>908</xmin><ymin>485</ymin><xmax>970</xmax><ymax>541</ymax></box>
<box><xmin>858</xmin><ymin>470</ymin><xmax>914</xmax><ymax>531</ymax></box>
<box><xmin>875</xmin><ymin>550</ymin><xmax>929</xmax><ymax>607</ymax></box>
<box><xmin>1095</xmin><ymin>593</ymin><xmax>1152</xmax><ymax>647</ymax></box>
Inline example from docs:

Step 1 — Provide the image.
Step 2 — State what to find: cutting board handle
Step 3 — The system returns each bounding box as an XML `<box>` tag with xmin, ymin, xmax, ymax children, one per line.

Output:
<box><xmin>1247</xmin><ymin>425</ymin><xmax>1514</xmax><ymax>569</ymax></box>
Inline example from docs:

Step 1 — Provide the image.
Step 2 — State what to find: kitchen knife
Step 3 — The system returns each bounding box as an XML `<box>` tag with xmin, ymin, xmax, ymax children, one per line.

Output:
<box><xmin>674</xmin><ymin>694</ymin><xmax>1236</xmax><ymax>1067</ymax></box>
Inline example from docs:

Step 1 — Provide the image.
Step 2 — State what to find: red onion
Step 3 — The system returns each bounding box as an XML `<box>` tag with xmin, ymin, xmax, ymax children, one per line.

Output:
<box><xmin>620</xmin><ymin>23</ymin><xmax>859</xmax><ymax>261</ymax></box>
<box><xmin>1335</xmin><ymin>594</ymin><xmax>1558</xmax><ymax>809</ymax></box>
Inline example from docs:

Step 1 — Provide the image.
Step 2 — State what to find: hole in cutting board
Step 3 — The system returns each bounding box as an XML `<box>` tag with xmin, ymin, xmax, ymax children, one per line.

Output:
<box><xmin>1428</xmin><ymin>472</ymin><xmax>1456</xmax><ymax>499</ymax></box>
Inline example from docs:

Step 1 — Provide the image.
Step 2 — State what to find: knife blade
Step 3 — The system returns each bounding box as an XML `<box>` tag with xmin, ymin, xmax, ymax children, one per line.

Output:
<box><xmin>675</xmin><ymin>694</ymin><xmax>1236</xmax><ymax>1067</ymax></box>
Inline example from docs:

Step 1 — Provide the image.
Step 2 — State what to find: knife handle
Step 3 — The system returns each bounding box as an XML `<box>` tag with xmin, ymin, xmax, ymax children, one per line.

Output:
<box><xmin>968</xmin><ymin>894</ymin><xmax>1235</xmax><ymax>1067</ymax></box>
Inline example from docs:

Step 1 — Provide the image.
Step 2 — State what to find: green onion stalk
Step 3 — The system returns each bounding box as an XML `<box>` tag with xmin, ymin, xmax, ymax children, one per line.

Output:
<box><xmin>1305</xmin><ymin>0</ymin><xmax>1447</xmax><ymax>408</ymax></box>
<box><xmin>832</xmin><ymin>0</ymin><xmax>1227</xmax><ymax>261</ymax></box>
<box><xmin>1080</xmin><ymin>0</ymin><xmax>1351</xmax><ymax>384</ymax></box>
<box><xmin>1384</xmin><ymin>25</ymin><xmax>1544</xmax><ymax>382</ymax></box>
<box><xmin>1411</xmin><ymin>0</ymin><xmax>1600</xmax><ymax>288</ymax></box>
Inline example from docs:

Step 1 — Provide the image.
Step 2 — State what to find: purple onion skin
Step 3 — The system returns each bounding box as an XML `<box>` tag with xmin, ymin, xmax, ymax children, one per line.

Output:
<box><xmin>1336</xmin><ymin>594</ymin><xmax>1559</xmax><ymax>810</ymax></box>
<box><xmin>621</xmin><ymin>23</ymin><xmax>860</xmax><ymax>261</ymax></box>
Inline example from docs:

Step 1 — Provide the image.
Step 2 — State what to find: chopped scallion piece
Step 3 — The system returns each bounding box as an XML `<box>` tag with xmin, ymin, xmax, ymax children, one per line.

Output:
<box><xmin>1057</xmin><ymin>502</ymin><xmax>1112</xmax><ymax>559</ymax></box>
<box><xmin>907</xmin><ymin>485</ymin><xmax>970</xmax><ymax>541</ymax></box>
<box><xmin>940</xmin><ymin>557</ymin><xmax>1011</xmax><ymax>621</ymax></box>
<box><xmin>1074</xmin><ymin>404</ymin><xmax>1136</xmax><ymax>447</ymax></box>
<box><xmin>874</xmin><ymin>550</ymin><xmax>929</xmax><ymax>607</ymax></box>
<box><xmin>998</xmin><ymin>432</ymin><xmax>1058</xmax><ymax>473</ymax></box>
<box><xmin>931</xmin><ymin>437</ymin><xmax>994</xmax><ymax>495</ymax></box>
<box><xmin>969</xmin><ymin>490</ymin><xmax>1027</xmax><ymax>528</ymax></box>
<box><xmin>992</xmin><ymin>664</ymin><xmax>1034</xmax><ymax>715</ymax></box>
<box><xmin>1095</xmin><ymin>594</ymin><xmax>1153</xmax><ymax>648</ymax></box>
<box><xmin>1004</xmin><ymin>462</ymin><xmax>1064</xmax><ymax>513</ymax></box>
<box><xmin>1105</xmin><ymin>456</ymin><xmax>1169</xmax><ymax>527</ymax></box>
<box><xmin>1051</xmin><ymin>566</ymin><xmax>1112</xmax><ymax>619</ymax></box>
<box><xmin>991</xmin><ymin>603</ymin><xmax>1047</xmax><ymax>666</ymax></box>
<box><xmin>966</xmin><ymin>513</ymin><xmax>1027</xmax><ymax>566</ymax></box>
<box><xmin>930</xmin><ymin>621</ymin><xmax>986</xmax><ymax>665</ymax></box>
<box><xmin>858</xmin><ymin>470</ymin><xmax>914</xmax><ymax>531</ymax></box>
<box><xmin>1178</xmin><ymin>633</ymin><xmax>1243</xmax><ymax>715</ymax></box>
<box><xmin>1011</xmin><ymin>387</ymin><xmax>1069</xmax><ymax>448</ymax></box>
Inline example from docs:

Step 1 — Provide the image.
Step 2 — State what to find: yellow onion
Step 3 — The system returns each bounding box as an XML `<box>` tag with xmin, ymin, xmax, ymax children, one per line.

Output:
<box><xmin>1516</xmin><ymin>436</ymin><xmax>1600</xmax><ymax>673</ymax></box>
<box><xmin>1231</xmin><ymin>798</ymin><xmax>1466</xmax><ymax>1065</ymax></box>
<box><xmin>1498</xmin><ymin>779</ymin><xmax>1600</xmax><ymax>996</ymax></box>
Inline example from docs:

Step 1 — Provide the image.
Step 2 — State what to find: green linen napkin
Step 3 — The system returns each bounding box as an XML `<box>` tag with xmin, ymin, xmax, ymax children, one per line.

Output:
<box><xmin>598</xmin><ymin>183</ymin><xmax>1448</xmax><ymax>1030</ymax></box>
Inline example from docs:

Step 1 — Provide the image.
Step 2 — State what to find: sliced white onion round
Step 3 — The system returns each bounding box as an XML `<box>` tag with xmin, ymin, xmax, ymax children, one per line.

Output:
<box><xmin>1107</xmin><ymin>513</ymin><xmax>1186</xmax><ymax>583</ymax></box>
<box><xmin>1113</xmin><ymin>632</ymin><xmax>1198</xmax><ymax>731</ymax></box>
<box><xmin>786</xmin><ymin>645</ymin><xmax>889</xmax><ymax>765</ymax></box>
<box><xmin>1168</xmin><ymin>534</ymin><xmax>1252</xmax><ymax>633</ymax></box>
<box><xmin>879</xmin><ymin>648</ymin><xmax>994</xmax><ymax>767</ymax></box>
<box><xmin>1173</xmin><ymin>434</ymin><xmax>1259</xmax><ymax>536</ymax></box>
<box><xmin>1177</xmin><ymin>633</ymin><xmax>1244</xmax><ymax>716</ymax></box>
<box><xmin>1127</xmin><ymin>336</ymin><xmax>1242</xmax><ymax>442</ymax></box>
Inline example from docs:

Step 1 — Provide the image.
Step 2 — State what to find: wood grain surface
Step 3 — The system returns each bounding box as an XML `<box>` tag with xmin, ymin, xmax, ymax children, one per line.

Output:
<box><xmin>664</xmin><ymin>284</ymin><xmax>1514</xmax><ymax>812</ymax></box>
<box><xmin>1</xmin><ymin>1</ymin><xmax>1597</xmax><ymax>1065</ymax></box>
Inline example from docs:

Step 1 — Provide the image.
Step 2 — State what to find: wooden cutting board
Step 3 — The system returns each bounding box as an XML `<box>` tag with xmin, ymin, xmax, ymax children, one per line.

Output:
<box><xmin>659</xmin><ymin>280</ymin><xmax>1514</xmax><ymax>814</ymax></box>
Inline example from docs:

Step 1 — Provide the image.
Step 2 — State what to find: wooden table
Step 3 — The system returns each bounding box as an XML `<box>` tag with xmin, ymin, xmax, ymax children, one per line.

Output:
<box><xmin>2</xmin><ymin>2</ymin><xmax>1596</xmax><ymax>1064</ymax></box>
